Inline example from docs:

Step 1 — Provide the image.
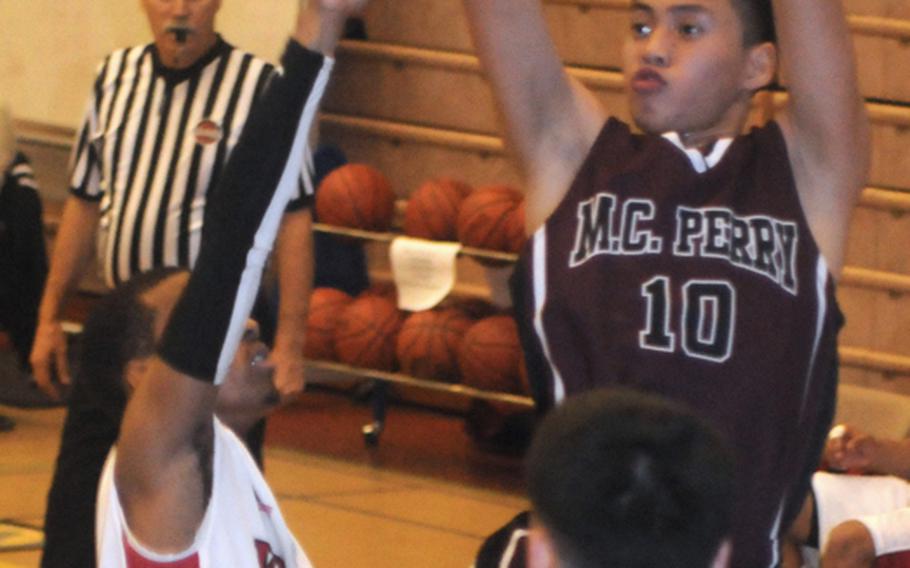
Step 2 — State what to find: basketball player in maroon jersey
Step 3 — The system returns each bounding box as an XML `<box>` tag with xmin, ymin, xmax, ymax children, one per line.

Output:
<box><xmin>462</xmin><ymin>0</ymin><xmax>869</xmax><ymax>565</ymax></box>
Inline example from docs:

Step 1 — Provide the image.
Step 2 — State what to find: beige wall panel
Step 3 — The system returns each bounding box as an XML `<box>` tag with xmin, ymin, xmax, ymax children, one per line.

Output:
<box><xmin>3</xmin><ymin>0</ymin><xmax>905</xmax><ymax>126</ymax></box>
<box><xmin>0</xmin><ymin>1</ymin><xmax>295</xmax><ymax>128</ymax></box>
<box><xmin>541</xmin><ymin>4</ymin><xmax>626</xmax><ymax>69</ymax></box>
<box><xmin>843</xmin><ymin>0</ymin><xmax>910</xmax><ymax>18</ymax></box>
<box><xmin>325</xmin><ymin>55</ymin><xmax>629</xmax><ymax>135</ymax></box>
<box><xmin>319</xmin><ymin>122</ymin><xmax>522</xmax><ymax>197</ymax></box>
<box><xmin>838</xmin><ymin>285</ymin><xmax>910</xmax><ymax>354</ymax></box>
<box><xmin>325</xmin><ymin>57</ymin><xmax>500</xmax><ymax>134</ymax></box>
<box><xmin>361</xmin><ymin>1</ymin><xmax>474</xmax><ymax>53</ymax></box>
<box><xmin>844</xmin><ymin>206</ymin><xmax>910</xmax><ymax>275</ymax></box>
<box><xmin>361</xmin><ymin>0</ymin><xmax>628</xmax><ymax>66</ymax></box>
<box><xmin>363</xmin><ymin>0</ymin><xmax>910</xmax><ymax>101</ymax></box>
<box><xmin>868</xmin><ymin>122</ymin><xmax>910</xmax><ymax>190</ymax></box>
<box><xmin>839</xmin><ymin>366</ymin><xmax>910</xmax><ymax>398</ymax></box>
<box><xmin>852</xmin><ymin>35</ymin><xmax>910</xmax><ymax>103</ymax></box>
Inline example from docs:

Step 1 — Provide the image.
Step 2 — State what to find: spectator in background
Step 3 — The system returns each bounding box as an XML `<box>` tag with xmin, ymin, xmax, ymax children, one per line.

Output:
<box><xmin>0</xmin><ymin>100</ymin><xmax>49</xmax><ymax>420</ymax></box>
<box><xmin>784</xmin><ymin>424</ymin><xmax>910</xmax><ymax>567</ymax></box>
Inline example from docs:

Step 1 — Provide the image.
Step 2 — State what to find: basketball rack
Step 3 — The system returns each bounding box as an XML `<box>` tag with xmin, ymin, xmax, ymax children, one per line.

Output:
<box><xmin>305</xmin><ymin>360</ymin><xmax>535</xmax><ymax>445</ymax></box>
<box><xmin>313</xmin><ymin>223</ymin><xmax>520</xmax><ymax>263</ymax></box>
<box><xmin>311</xmin><ymin>223</ymin><xmax>532</xmax><ymax>446</ymax></box>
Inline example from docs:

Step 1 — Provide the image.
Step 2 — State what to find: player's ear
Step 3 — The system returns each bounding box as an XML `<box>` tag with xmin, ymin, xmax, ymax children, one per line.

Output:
<box><xmin>741</xmin><ymin>41</ymin><xmax>777</xmax><ymax>92</ymax></box>
<box><xmin>527</xmin><ymin>524</ymin><xmax>558</xmax><ymax>568</ymax></box>
<box><xmin>711</xmin><ymin>539</ymin><xmax>733</xmax><ymax>568</ymax></box>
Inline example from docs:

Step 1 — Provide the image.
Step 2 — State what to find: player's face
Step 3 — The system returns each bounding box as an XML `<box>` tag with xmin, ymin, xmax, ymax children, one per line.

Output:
<box><xmin>141</xmin><ymin>0</ymin><xmax>221</xmax><ymax>67</ymax></box>
<box><xmin>216</xmin><ymin>319</ymin><xmax>280</xmax><ymax>424</ymax></box>
<box><xmin>622</xmin><ymin>0</ymin><xmax>760</xmax><ymax>141</ymax></box>
<box><xmin>138</xmin><ymin>274</ymin><xmax>277</xmax><ymax>427</ymax></box>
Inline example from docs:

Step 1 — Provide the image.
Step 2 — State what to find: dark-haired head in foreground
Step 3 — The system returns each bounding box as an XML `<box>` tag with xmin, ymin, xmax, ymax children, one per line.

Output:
<box><xmin>76</xmin><ymin>267</ymin><xmax>186</xmax><ymax>425</ymax></box>
<box><xmin>526</xmin><ymin>388</ymin><xmax>735</xmax><ymax>568</ymax></box>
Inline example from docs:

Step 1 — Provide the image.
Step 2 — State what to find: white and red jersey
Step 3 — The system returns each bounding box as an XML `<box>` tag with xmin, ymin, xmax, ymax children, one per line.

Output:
<box><xmin>813</xmin><ymin>471</ymin><xmax>910</xmax><ymax>561</ymax></box>
<box><xmin>96</xmin><ymin>418</ymin><xmax>311</xmax><ymax>568</ymax></box>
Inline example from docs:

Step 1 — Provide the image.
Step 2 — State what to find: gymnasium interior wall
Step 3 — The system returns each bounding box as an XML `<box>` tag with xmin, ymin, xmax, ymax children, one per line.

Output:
<box><xmin>4</xmin><ymin>0</ymin><xmax>910</xmax><ymax>399</ymax></box>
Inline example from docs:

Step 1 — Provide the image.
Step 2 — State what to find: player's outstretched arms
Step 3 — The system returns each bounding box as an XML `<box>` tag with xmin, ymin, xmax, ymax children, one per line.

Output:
<box><xmin>773</xmin><ymin>0</ymin><xmax>870</xmax><ymax>277</ymax></box>
<box><xmin>462</xmin><ymin>0</ymin><xmax>606</xmax><ymax>231</ymax></box>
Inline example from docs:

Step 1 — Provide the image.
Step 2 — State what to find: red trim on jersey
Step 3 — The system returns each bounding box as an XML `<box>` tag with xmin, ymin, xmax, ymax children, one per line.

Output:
<box><xmin>123</xmin><ymin>534</ymin><xmax>200</xmax><ymax>567</ymax></box>
<box><xmin>877</xmin><ymin>551</ymin><xmax>910</xmax><ymax>568</ymax></box>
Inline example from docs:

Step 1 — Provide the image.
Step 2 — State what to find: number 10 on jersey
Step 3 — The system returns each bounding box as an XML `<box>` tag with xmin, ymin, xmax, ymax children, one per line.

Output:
<box><xmin>639</xmin><ymin>276</ymin><xmax>736</xmax><ymax>363</ymax></box>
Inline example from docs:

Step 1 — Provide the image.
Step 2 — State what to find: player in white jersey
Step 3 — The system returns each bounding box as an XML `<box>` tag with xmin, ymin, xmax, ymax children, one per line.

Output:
<box><xmin>93</xmin><ymin>1</ymin><xmax>369</xmax><ymax>565</ymax></box>
<box><xmin>784</xmin><ymin>424</ymin><xmax>910</xmax><ymax>567</ymax></box>
<box><xmin>96</xmin><ymin>272</ymin><xmax>312</xmax><ymax>567</ymax></box>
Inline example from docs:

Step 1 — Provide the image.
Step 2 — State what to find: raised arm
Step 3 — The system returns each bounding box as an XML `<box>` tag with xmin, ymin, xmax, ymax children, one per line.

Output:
<box><xmin>114</xmin><ymin>0</ymin><xmax>366</xmax><ymax>553</ymax></box>
<box><xmin>826</xmin><ymin>424</ymin><xmax>910</xmax><ymax>479</ymax></box>
<box><xmin>773</xmin><ymin>0</ymin><xmax>870</xmax><ymax>276</ymax></box>
<box><xmin>462</xmin><ymin>0</ymin><xmax>606</xmax><ymax>230</ymax></box>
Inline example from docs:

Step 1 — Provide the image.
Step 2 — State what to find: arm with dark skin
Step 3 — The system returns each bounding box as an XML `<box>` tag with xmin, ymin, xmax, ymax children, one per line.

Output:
<box><xmin>460</xmin><ymin>0</ymin><xmax>606</xmax><ymax>232</ymax></box>
<box><xmin>114</xmin><ymin>0</ymin><xmax>369</xmax><ymax>553</ymax></box>
<box><xmin>773</xmin><ymin>0</ymin><xmax>870</xmax><ymax>277</ymax></box>
<box><xmin>31</xmin><ymin>197</ymin><xmax>100</xmax><ymax>397</ymax></box>
<box><xmin>826</xmin><ymin>424</ymin><xmax>910</xmax><ymax>479</ymax></box>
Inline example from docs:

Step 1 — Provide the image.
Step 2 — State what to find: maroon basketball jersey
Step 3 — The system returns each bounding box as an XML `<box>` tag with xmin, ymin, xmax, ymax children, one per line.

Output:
<box><xmin>511</xmin><ymin>118</ymin><xmax>841</xmax><ymax>567</ymax></box>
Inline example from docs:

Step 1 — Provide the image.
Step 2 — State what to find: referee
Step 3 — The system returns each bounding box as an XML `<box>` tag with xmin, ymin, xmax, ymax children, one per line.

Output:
<box><xmin>37</xmin><ymin>2</ymin><xmax>314</xmax><ymax>567</ymax></box>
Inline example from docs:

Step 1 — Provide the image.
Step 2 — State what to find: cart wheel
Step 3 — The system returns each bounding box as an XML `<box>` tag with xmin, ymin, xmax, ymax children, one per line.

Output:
<box><xmin>362</xmin><ymin>420</ymin><xmax>383</xmax><ymax>446</ymax></box>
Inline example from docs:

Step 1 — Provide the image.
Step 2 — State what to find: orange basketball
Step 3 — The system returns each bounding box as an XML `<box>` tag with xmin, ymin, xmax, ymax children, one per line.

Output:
<box><xmin>443</xmin><ymin>296</ymin><xmax>498</xmax><ymax>321</ymax></box>
<box><xmin>403</xmin><ymin>178</ymin><xmax>472</xmax><ymax>241</ymax></box>
<box><xmin>505</xmin><ymin>199</ymin><xmax>527</xmax><ymax>253</ymax></box>
<box><xmin>315</xmin><ymin>164</ymin><xmax>396</xmax><ymax>231</ymax></box>
<box><xmin>456</xmin><ymin>185</ymin><xmax>525</xmax><ymax>252</ymax></box>
<box><xmin>334</xmin><ymin>294</ymin><xmax>403</xmax><ymax>371</ymax></box>
<box><xmin>396</xmin><ymin>308</ymin><xmax>473</xmax><ymax>382</ymax></box>
<box><xmin>303</xmin><ymin>287</ymin><xmax>354</xmax><ymax>361</ymax></box>
<box><xmin>458</xmin><ymin>314</ymin><xmax>523</xmax><ymax>394</ymax></box>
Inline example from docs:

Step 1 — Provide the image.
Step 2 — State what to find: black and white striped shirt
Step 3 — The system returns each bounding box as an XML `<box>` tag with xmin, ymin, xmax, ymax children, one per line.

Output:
<box><xmin>70</xmin><ymin>36</ymin><xmax>313</xmax><ymax>287</ymax></box>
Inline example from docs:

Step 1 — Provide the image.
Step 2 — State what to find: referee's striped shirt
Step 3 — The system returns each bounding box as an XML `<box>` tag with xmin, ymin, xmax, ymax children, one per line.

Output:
<box><xmin>69</xmin><ymin>36</ymin><xmax>314</xmax><ymax>287</ymax></box>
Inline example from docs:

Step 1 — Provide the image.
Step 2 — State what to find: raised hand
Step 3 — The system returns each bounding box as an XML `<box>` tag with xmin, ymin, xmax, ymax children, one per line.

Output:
<box><xmin>825</xmin><ymin>424</ymin><xmax>878</xmax><ymax>473</ymax></box>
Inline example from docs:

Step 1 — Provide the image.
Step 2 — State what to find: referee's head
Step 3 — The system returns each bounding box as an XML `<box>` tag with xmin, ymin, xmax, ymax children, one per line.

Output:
<box><xmin>525</xmin><ymin>388</ymin><xmax>735</xmax><ymax>568</ymax></box>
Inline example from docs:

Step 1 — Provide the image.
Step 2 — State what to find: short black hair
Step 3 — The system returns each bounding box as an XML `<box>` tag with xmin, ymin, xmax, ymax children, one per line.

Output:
<box><xmin>731</xmin><ymin>0</ymin><xmax>776</xmax><ymax>46</ymax></box>
<box><xmin>526</xmin><ymin>388</ymin><xmax>734</xmax><ymax>568</ymax></box>
<box><xmin>74</xmin><ymin>268</ymin><xmax>185</xmax><ymax>424</ymax></box>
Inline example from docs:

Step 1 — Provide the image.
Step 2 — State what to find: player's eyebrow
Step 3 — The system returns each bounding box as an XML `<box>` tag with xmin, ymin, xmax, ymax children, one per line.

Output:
<box><xmin>669</xmin><ymin>4</ymin><xmax>713</xmax><ymax>17</ymax></box>
<box><xmin>630</xmin><ymin>2</ymin><xmax>713</xmax><ymax>16</ymax></box>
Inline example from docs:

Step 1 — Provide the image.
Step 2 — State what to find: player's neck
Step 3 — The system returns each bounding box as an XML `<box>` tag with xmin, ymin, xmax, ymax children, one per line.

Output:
<box><xmin>677</xmin><ymin>99</ymin><xmax>752</xmax><ymax>154</ymax></box>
